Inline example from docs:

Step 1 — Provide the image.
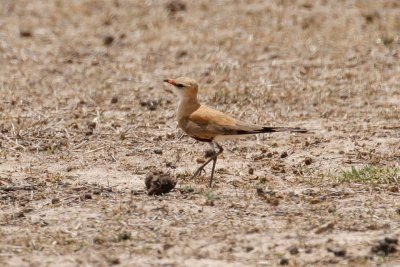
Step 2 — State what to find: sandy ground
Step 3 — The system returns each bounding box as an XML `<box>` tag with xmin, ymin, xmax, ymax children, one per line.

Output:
<box><xmin>1</xmin><ymin>0</ymin><xmax>400</xmax><ymax>266</ymax></box>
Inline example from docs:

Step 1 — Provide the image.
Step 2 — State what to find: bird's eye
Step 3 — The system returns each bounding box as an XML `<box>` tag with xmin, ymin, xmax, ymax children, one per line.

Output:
<box><xmin>175</xmin><ymin>84</ymin><xmax>185</xmax><ymax>88</ymax></box>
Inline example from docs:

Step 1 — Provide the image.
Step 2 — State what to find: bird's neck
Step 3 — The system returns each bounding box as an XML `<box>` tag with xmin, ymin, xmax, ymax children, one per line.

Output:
<box><xmin>177</xmin><ymin>95</ymin><xmax>200</xmax><ymax>119</ymax></box>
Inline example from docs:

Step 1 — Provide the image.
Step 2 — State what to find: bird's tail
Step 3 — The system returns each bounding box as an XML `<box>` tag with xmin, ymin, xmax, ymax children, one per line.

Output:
<box><xmin>259</xmin><ymin>127</ymin><xmax>308</xmax><ymax>133</ymax></box>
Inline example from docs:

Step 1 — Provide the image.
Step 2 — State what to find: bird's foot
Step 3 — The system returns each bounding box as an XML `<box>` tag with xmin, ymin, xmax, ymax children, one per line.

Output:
<box><xmin>190</xmin><ymin>167</ymin><xmax>206</xmax><ymax>179</ymax></box>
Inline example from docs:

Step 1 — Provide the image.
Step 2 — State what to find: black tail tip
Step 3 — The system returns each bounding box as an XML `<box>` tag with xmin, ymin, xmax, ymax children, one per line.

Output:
<box><xmin>261</xmin><ymin>127</ymin><xmax>308</xmax><ymax>133</ymax></box>
<box><xmin>290</xmin><ymin>128</ymin><xmax>308</xmax><ymax>133</ymax></box>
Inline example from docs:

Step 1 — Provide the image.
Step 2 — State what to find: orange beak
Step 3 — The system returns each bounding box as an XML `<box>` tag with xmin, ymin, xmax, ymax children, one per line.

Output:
<box><xmin>163</xmin><ymin>79</ymin><xmax>176</xmax><ymax>85</ymax></box>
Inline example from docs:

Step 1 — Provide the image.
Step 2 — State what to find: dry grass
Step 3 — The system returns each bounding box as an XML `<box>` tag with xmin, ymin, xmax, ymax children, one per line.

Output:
<box><xmin>1</xmin><ymin>0</ymin><xmax>400</xmax><ymax>266</ymax></box>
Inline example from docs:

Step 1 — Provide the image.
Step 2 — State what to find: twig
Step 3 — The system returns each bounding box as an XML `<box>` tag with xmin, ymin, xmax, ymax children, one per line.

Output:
<box><xmin>0</xmin><ymin>185</ymin><xmax>37</xmax><ymax>191</ymax></box>
<box><xmin>0</xmin><ymin>133</ymin><xmax>26</xmax><ymax>150</ymax></box>
<box><xmin>83</xmin><ymin>146</ymin><xmax>106</xmax><ymax>155</ymax></box>
<box><xmin>71</xmin><ymin>140</ymin><xmax>88</xmax><ymax>150</ymax></box>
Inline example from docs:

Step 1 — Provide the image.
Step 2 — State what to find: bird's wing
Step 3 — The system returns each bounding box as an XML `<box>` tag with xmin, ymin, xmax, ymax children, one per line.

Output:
<box><xmin>183</xmin><ymin>105</ymin><xmax>307</xmax><ymax>141</ymax></box>
<box><xmin>186</xmin><ymin>105</ymin><xmax>261</xmax><ymax>138</ymax></box>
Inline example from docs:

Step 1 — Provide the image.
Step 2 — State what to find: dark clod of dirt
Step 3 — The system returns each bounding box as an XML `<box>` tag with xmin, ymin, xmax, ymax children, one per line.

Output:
<box><xmin>93</xmin><ymin>236</ymin><xmax>105</xmax><ymax>244</ymax></box>
<box><xmin>153</xmin><ymin>148</ymin><xmax>163</xmax><ymax>155</ymax></box>
<box><xmin>248</xmin><ymin>167</ymin><xmax>254</xmax><ymax>175</ymax></box>
<box><xmin>288</xmin><ymin>245</ymin><xmax>299</xmax><ymax>255</ymax></box>
<box><xmin>304</xmin><ymin>157</ymin><xmax>313</xmax><ymax>165</ymax></box>
<box><xmin>256</xmin><ymin>186</ymin><xmax>265</xmax><ymax>196</ymax></box>
<box><xmin>145</xmin><ymin>171</ymin><xmax>176</xmax><ymax>195</ymax></box>
<box><xmin>19</xmin><ymin>29</ymin><xmax>32</xmax><ymax>37</ymax></box>
<box><xmin>51</xmin><ymin>198</ymin><xmax>60</xmax><ymax>204</ymax></box>
<box><xmin>384</xmin><ymin>237</ymin><xmax>398</xmax><ymax>244</ymax></box>
<box><xmin>165</xmin><ymin>162</ymin><xmax>176</xmax><ymax>169</ymax></box>
<box><xmin>103</xmin><ymin>35</ymin><xmax>115</xmax><ymax>46</ymax></box>
<box><xmin>165</xmin><ymin>0</ymin><xmax>186</xmax><ymax>14</ymax></box>
<box><xmin>279</xmin><ymin>258</ymin><xmax>289</xmax><ymax>265</ymax></box>
<box><xmin>163</xmin><ymin>243</ymin><xmax>174</xmax><ymax>250</ymax></box>
<box><xmin>111</xmin><ymin>95</ymin><xmax>118</xmax><ymax>104</ymax></box>
<box><xmin>117</xmin><ymin>231</ymin><xmax>131</xmax><ymax>242</ymax></box>
<box><xmin>176</xmin><ymin>50</ymin><xmax>188</xmax><ymax>58</ymax></box>
<box><xmin>140</xmin><ymin>100</ymin><xmax>158</xmax><ymax>111</ymax></box>
<box><xmin>362</xmin><ymin>11</ymin><xmax>380</xmax><ymax>23</ymax></box>
<box><xmin>280</xmin><ymin>151</ymin><xmax>288</xmax><ymax>158</ymax></box>
<box><xmin>107</xmin><ymin>257</ymin><xmax>120</xmax><ymax>266</ymax></box>
<box><xmin>84</xmin><ymin>193</ymin><xmax>92</xmax><ymax>200</ymax></box>
<box><xmin>387</xmin><ymin>185</ymin><xmax>398</xmax><ymax>192</ymax></box>
<box><xmin>245</xmin><ymin>246</ymin><xmax>254</xmax><ymax>252</ymax></box>
<box><xmin>305</xmin><ymin>247</ymin><xmax>313</xmax><ymax>254</ymax></box>
<box><xmin>327</xmin><ymin>246</ymin><xmax>346</xmax><ymax>257</ymax></box>
<box><xmin>93</xmin><ymin>189</ymin><xmax>101</xmax><ymax>195</ymax></box>
<box><xmin>371</xmin><ymin>237</ymin><xmax>398</xmax><ymax>255</ymax></box>
<box><xmin>87</xmin><ymin>121</ymin><xmax>96</xmax><ymax>130</ymax></box>
<box><xmin>396</xmin><ymin>208</ymin><xmax>400</xmax><ymax>215</ymax></box>
<box><xmin>15</xmin><ymin>211</ymin><xmax>25</xmax><ymax>218</ymax></box>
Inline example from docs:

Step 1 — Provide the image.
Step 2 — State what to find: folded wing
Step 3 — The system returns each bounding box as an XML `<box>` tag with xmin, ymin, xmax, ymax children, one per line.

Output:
<box><xmin>182</xmin><ymin>105</ymin><xmax>306</xmax><ymax>140</ymax></box>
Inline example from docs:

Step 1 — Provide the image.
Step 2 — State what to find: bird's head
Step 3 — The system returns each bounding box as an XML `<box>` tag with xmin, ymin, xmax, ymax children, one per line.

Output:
<box><xmin>163</xmin><ymin>77</ymin><xmax>199</xmax><ymax>99</ymax></box>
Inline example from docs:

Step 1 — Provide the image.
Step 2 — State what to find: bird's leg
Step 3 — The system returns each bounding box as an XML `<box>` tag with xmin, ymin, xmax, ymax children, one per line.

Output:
<box><xmin>204</xmin><ymin>142</ymin><xmax>217</xmax><ymax>158</ymax></box>
<box><xmin>209</xmin><ymin>157</ymin><xmax>217</xmax><ymax>187</ymax></box>
<box><xmin>190</xmin><ymin>143</ymin><xmax>216</xmax><ymax>179</ymax></box>
<box><xmin>208</xmin><ymin>142</ymin><xmax>223</xmax><ymax>187</ymax></box>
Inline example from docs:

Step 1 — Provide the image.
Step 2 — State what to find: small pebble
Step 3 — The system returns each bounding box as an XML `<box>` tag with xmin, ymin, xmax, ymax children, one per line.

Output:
<box><xmin>280</xmin><ymin>258</ymin><xmax>289</xmax><ymax>265</ymax></box>
<box><xmin>248</xmin><ymin>168</ymin><xmax>254</xmax><ymax>175</ymax></box>
<box><xmin>327</xmin><ymin>246</ymin><xmax>346</xmax><ymax>257</ymax></box>
<box><xmin>51</xmin><ymin>198</ymin><xmax>60</xmax><ymax>204</ymax></box>
<box><xmin>396</xmin><ymin>208</ymin><xmax>400</xmax><ymax>215</ymax></box>
<box><xmin>93</xmin><ymin>189</ymin><xmax>101</xmax><ymax>195</ymax></box>
<box><xmin>15</xmin><ymin>211</ymin><xmax>25</xmax><ymax>218</ymax></box>
<box><xmin>165</xmin><ymin>0</ymin><xmax>186</xmax><ymax>14</ymax></box>
<box><xmin>93</xmin><ymin>236</ymin><xmax>104</xmax><ymax>244</ymax></box>
<box><xmin>163</xmin><ymin>243</ymin><xmax>174</xmax><ymax>250</ymax></box>
<box><xmin>256</xmin><ymin>186</ymin><xmax>265</xmax><ymax>196</ymax></box>
<box><xmin>118</xmin><ymin>231</ymin><xmax>131</xmax><ymax>241</ymax></box>
<box><xmin>87</xmin><ymin>121</ymin><xmax>96</xmax><ymax>130</ymax></box>
<box><xmin>153</xmin><ymin>148</ymin><xmax>163</xmax><ymax>155</ymax></box>
<box><xmin>20</xmin><ymin>29</ymin><xmax>32</xmax><ymax>37</ymax></box>
<box><xmin>245</xmin><ymin>246</ymin><xmax>254</xmax><ymax>252</ymax></box>
<box><xmin>103</xmin><ymin>35</ymin><xmax>114</xmax><ymax>46</ymax></box>
<box><xmin>140</xmin><ymin>100</ymin><xmax>159</xmax><ymax>111</ymax></box>
<box><xmin>304</xmin><ymin>157</ymin><xmax>313</xmax><ymax>165</ymax></box>
<box><xmin>176</xmin><ymin>50</ymin><xmax>188</xmax><ymax>58</ymax></box>
<box><xmin>165</xmin><ymin>162</ymin><xmax>176</xmax><ymax>168</ymax></box>
<box><xmin>305</xmin><ymin>247</ymin><xmax>312</xmax><ymax>254</ymax></box>
<box><xmin>384</xmin><ymin>237</ymin><xmax>398</xmax><ymax>244</ymax></box>
<box><xmin>196</xmin><ymin>158</ymin><xmax>205</xmax><ymax>164</ymax></box>
<box><xmin>147</xmin><ymin>100</ymin><xmax>158</xmax><ymax>111</ymax></box>
<box><xmin>388</xmin><ymin>186</ymin><xmax>398</xmax><ymax>192</ymax></box>
<box><xmin>111</xmin><ymin>95</ymin><xmax>118</xmax><ymax>104</ymax></box>
<box><xmin>288</xmin><ymin>245</ymin><xmax>299</xmax><ymax>255</ymax></box>
<box><xmin>108</xmin><ymin>258</ymin><xmax>120</xmax><ymax>265</ymax></box>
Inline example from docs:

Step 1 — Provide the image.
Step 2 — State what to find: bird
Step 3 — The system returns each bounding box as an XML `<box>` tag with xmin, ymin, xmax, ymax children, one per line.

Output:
<box><xmin>163</xmin><ymin>77</ymin><xmax>307</xmax><ymax>187</ymax></box>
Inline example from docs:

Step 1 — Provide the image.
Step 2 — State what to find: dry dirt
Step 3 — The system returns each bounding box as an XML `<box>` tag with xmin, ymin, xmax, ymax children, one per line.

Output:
<box><xmin>1</xmin><ymin>0</ymin><xmax>400</xmax><ymax>266</ymax></box>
